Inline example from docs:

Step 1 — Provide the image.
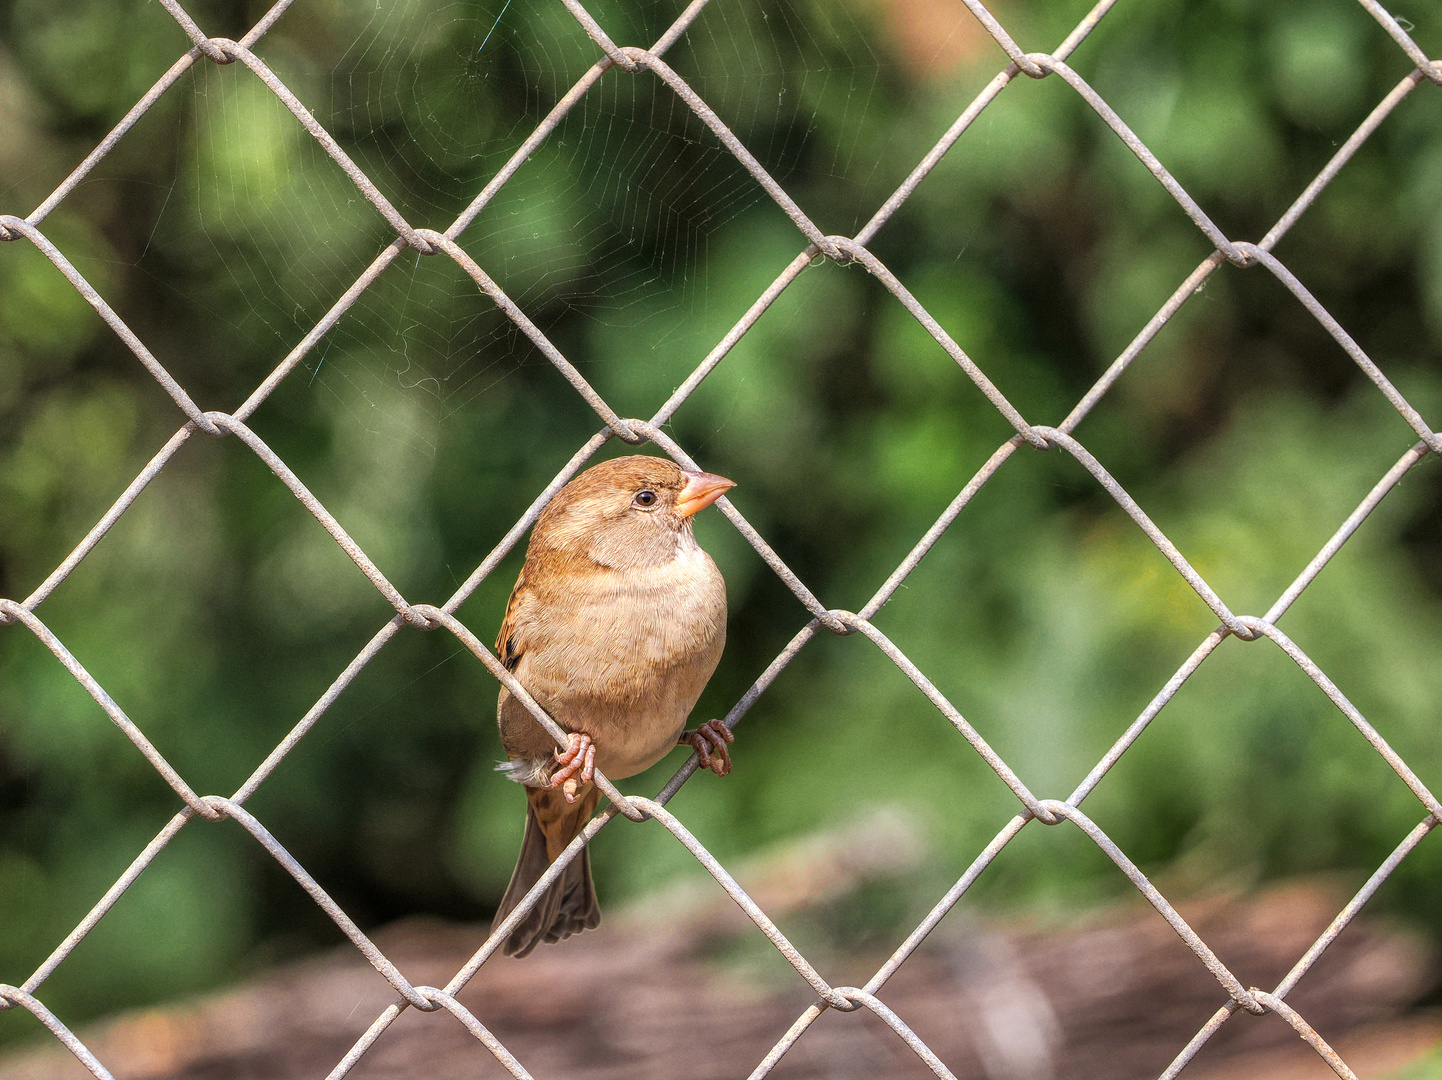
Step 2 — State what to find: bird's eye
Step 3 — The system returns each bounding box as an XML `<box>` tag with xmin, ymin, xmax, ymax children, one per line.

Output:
<box><xmin>634</xmin><ymin>489</ymin><xmax>657</xmax><ymax>508</ymax></box>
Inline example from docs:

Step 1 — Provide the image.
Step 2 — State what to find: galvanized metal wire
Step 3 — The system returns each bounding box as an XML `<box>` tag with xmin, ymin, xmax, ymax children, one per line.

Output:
<box><xmin>1</xmin><ymin>1</ymin><xmax>1440</xmax><ymax>1077</ymax></box>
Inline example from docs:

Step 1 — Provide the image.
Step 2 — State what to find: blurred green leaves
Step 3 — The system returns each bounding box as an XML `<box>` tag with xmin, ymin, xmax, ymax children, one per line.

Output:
<box><xmin>10</xmin><ymin>0</ymin><xmax>181</xmax><ymax>122</ymax></box>
<box><xmin>1</xmin><ymin>0</ymin><xmax>1441</xmax><ymax>1045</ymax></box>
<box><xmin>1270</xmin><ymin>4</ymin><xmax>1371</xmax><ymax>128</ymax></box>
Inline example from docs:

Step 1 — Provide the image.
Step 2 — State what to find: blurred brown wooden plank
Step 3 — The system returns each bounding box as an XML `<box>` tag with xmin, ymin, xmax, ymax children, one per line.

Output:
<box><xmin>2</xmin><ymin>824</ymin><xmax>1436</xmax><ymax>1080</ymax></box>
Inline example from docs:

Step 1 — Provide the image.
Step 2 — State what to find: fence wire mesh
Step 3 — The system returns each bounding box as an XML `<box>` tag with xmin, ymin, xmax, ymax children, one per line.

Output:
<box><xmin>1</xmin><ymin>0</ymin><xmax>1440</xmax><ymax>1077</ymax></box>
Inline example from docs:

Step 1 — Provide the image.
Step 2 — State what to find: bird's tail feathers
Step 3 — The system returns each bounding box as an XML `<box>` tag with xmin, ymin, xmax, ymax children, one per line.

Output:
<box><xmin>493</xmin><ymin>784</ymin><xmax>601</xmax><ymax>958</ymax></box>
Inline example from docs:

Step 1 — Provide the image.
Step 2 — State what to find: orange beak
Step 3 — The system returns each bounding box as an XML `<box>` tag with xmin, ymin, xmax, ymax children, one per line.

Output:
<box><xmin>675</xmin><ymin>470</ymin><xmax>736</xmax><ymax>518</ymax></box>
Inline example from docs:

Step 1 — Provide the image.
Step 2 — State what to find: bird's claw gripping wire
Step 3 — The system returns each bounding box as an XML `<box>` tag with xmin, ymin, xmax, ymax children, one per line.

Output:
<box><xmin>548</xmin><ymin>732</ymin><xmax>596</xmax><ymax>803</ymax></box>
<box><xmin>680</xmin><ymin>719</ymin><xmax>734</xmax><ymax>777</ymax></box>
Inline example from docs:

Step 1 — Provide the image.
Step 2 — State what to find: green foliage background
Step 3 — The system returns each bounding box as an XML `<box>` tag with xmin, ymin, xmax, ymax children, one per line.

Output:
<box><xmin>1</xmin><ymin>0</ymin><xmax>1441</xmax><ymax>1043</ymax></box>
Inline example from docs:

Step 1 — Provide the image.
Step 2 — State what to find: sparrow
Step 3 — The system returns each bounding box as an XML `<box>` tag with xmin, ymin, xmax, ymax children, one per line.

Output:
<box><xmin>491</xmin><ymin>455</ymin><xmax>737</xmax><ymax>957</ymax></box>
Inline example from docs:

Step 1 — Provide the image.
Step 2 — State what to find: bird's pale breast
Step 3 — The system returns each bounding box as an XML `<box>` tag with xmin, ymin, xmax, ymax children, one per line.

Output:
<box><xmin>498</xmin><ymin>539</ymin><xmax>726</xmax><ymax>779</ymax></box>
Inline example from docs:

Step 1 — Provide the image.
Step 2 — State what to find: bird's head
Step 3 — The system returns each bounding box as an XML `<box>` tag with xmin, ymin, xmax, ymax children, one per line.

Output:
<box><xmin>531</xmin><ymin>455</ymin><xmax>735</xmax><ymax>569</ymax></box>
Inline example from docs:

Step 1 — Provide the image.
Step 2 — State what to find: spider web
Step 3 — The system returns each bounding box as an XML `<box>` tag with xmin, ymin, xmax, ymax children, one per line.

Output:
<box><xmin>124</xmin><ymin>0</ymin><xmax>894</xmax><ymax>450</ymax></box>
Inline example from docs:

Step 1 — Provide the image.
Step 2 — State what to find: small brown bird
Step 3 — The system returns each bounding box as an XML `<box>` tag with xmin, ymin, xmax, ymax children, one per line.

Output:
<box><xmin>492</xmin><ymin>455</ymin><xmax>737</xmax><ymax>957</ymax></box>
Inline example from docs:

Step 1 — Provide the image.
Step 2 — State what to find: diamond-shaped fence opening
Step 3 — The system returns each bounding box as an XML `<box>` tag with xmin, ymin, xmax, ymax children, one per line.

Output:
<box><xmin>1</xmin><ymin>0</ymin><xmax>1440</xmax><ymax>1077</ymax></box>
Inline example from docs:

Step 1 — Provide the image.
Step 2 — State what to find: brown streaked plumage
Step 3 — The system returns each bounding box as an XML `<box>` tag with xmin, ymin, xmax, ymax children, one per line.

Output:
<box><xmin>492</xmin><ymin>455</ymin><xmax>736</xmax><ymax>957</ymax></box>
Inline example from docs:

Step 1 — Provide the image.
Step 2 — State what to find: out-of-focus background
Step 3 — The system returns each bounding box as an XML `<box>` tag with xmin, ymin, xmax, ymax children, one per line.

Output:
<box><xmin>1</xmin><ymin>0</ymin><xmax>1441</xmax><ymax>1069</ymax></box>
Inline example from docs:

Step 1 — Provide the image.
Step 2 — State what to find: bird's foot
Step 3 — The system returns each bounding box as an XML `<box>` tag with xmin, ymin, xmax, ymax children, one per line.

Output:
<box><xmin>680</xmin><ymin>720</ymin><xmax>734</xmax><ymax>777</ymax></box>
<box><xmin>549</xmin><ymin>733</ymin><xmax>596</xmax><ymax>804</ymax></box>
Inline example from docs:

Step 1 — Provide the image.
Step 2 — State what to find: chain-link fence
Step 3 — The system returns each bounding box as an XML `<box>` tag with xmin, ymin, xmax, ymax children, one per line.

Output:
<box><xmin>1</xmin><ymin>0</ymin><xmax>1440</xmax><ymax>1077</ymax></box>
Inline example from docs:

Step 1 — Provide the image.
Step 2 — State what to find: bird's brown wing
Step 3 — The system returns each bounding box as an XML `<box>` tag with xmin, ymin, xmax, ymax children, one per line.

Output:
<box><xmin>495</xmin><ymin>566</ymin><xmax>530</xmax><ymax>672</ymax></box>
<box><xmin>495</xmin><ymin>565</ymin><xmax>560</xmax><ymax>763</ymax></box>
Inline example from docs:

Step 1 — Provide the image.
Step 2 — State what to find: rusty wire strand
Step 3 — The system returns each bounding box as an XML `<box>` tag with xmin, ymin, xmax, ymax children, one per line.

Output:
<box><xmin>1252</xmin><ymin>992</ymin><xmax>1359</xmax><ymax>1080</ymax></box>
<box><xmin>0</xmin><ymin>218</ymin><xmax>219</xmax><ymax>433</ymax></box>
<box><xmin>1</xmin><ymin>0</ymin><xmax>1439</xmax><ymax>1078</ymax></box>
